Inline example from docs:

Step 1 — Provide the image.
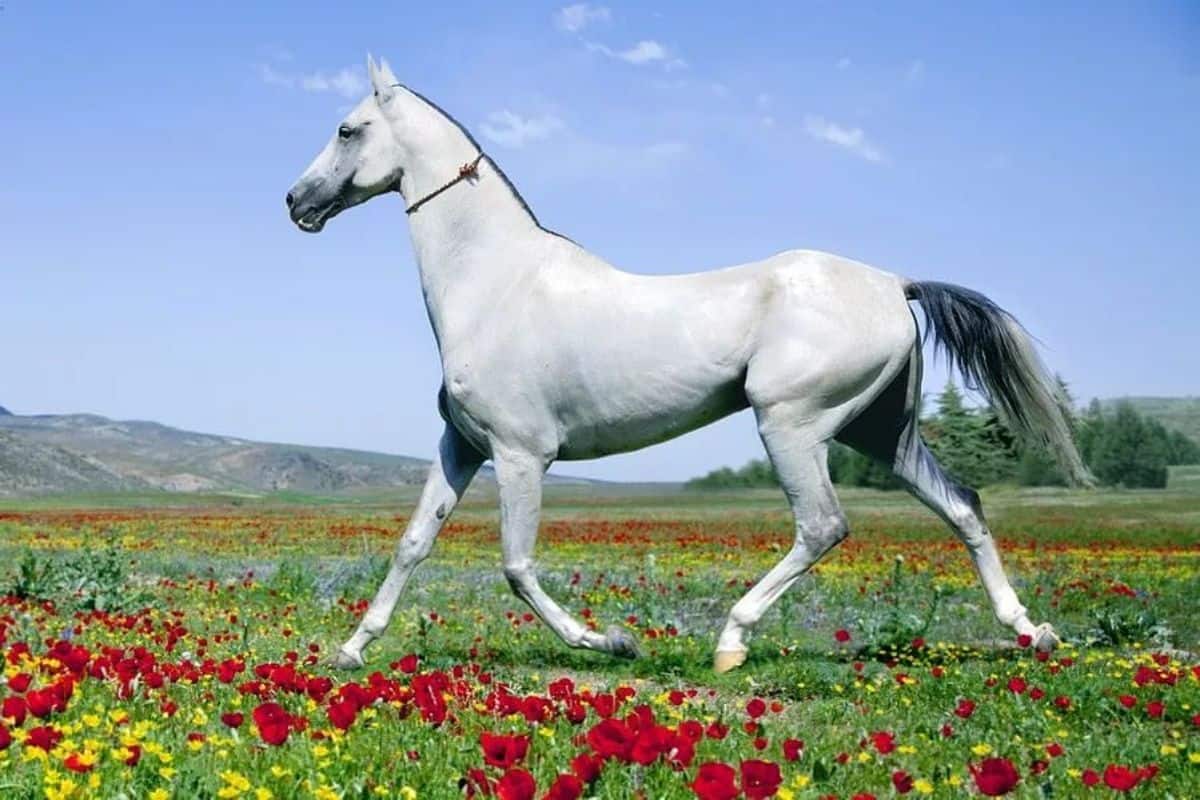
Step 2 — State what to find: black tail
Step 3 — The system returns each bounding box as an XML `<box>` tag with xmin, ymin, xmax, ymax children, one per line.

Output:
<box><xmin>906</xmin><ymin>281</ymin><xmax>1094</xmax><ymax>487</ymax></box>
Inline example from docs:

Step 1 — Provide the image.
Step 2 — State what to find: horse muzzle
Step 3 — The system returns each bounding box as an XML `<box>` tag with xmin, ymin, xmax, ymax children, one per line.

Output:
<box><xmin>286</xmin><ymin>184</ymin><xmax>345</xmax><ymax>233</ymax></box>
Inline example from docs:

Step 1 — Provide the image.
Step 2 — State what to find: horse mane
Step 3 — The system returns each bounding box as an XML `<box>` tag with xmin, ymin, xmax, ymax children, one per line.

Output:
<box><xmin>396</xmin><ymin>84</ymin><xmax>575</xmax><ymax>244</ymax></box>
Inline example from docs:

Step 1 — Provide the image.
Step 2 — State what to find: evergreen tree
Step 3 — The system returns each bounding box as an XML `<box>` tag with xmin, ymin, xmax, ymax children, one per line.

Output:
<box><xmin>923</xmin><ymin>382</ymin><xmax>1018</xmax><ymax>487</ymax></box>
<box><xmin>1089</xmin><ymin>402</ymin><xmax>1169</xmax><ymax>488</ymax></box>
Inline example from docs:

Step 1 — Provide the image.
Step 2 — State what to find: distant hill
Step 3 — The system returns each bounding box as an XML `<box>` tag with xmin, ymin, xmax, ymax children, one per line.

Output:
<box><xmin>1100</xmin><ymin>397</ymin><xmax>1200</xmax><ymax>445</ymax></box>
<box><xmin>0</xmin><ymin>409</ymin><xmax>437</xmax><ymax>497</ymax></box>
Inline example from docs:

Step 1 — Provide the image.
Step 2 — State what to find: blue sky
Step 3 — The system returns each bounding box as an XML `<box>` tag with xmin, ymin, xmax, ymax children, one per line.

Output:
<box><xmin>2</xmin><ymin>2</ymin><xmax>1197</xmax><ymax>481</ymax></box>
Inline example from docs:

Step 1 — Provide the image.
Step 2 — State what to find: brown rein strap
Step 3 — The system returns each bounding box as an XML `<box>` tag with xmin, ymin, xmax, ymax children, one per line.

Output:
<box><xmin>404</xmin><ymin>153</ymin><xmax>486</xmax><ymax>215</ymax></box>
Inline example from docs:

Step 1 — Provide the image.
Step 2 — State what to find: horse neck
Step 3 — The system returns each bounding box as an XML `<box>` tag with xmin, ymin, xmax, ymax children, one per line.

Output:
<box><xmin>402</xmin><ymin>156</ymin><xmax>547</xmax><ymax>347</ymax></box>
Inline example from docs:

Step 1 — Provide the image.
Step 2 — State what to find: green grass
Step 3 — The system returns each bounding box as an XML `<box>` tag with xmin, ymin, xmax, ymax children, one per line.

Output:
<box><xmin>0</xmin><ymin>485</ymin><xmax>1196</xmax><ymax>798</ymax></box>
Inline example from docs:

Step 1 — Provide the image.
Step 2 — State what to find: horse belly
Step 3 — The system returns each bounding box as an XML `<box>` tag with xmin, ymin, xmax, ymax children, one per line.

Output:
<box><xmin>553</xmin><ymin>374</ymin><xmax>749</xmax><ymax>460</ymax></box>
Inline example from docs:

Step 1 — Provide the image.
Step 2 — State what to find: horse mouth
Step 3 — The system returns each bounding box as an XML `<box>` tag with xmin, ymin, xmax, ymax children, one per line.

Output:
<box><xmin>296</xmin><ymin>199</ymin><xmax>345</xmax><ymax>233</ymax></box>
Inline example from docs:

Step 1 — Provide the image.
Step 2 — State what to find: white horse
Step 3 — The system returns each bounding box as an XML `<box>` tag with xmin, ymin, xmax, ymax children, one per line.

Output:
<box><xmin>287</xmin><ymin>57</ymin><xmax>1090</xmax><ymax>673</ymax></box>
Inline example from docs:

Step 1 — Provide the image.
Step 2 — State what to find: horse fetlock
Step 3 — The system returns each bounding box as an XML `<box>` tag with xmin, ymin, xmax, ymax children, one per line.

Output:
<box><xmin>329</xmin><ymin>647</ymin><xmax>365</xmax><ymax>670</ymax></box>
<box><xmin>604</xmin><ymin>625</ymin><xmax>641</xmax><ymax>659</ymax></box>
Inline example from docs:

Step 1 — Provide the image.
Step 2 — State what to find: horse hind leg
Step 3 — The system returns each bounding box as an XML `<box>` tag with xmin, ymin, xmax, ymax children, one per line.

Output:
<box><xmin>714</xmin><ymin>403</ymin><xmax>849</xmax><ymax>672</ymax></box>
<box><xmin>848</xmin><ymin>350</ymin><xmax>1059</xmax><ymax>651</ymax></box>
<box><xmin>892</xmin><ymin>432</ymin><xmax>1059</xmax><ymax>650</ymax></box>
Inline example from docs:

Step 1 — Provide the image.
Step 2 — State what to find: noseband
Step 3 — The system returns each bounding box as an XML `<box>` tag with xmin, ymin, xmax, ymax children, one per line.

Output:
<box><xmin>404</xmin><ymin>153</ymin><xmax>486</xmax><ymax>215</ymax></box>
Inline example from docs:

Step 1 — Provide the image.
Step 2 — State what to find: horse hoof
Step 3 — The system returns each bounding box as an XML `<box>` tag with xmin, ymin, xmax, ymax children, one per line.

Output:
<box><xmin>713</xmin><ymin>649</ymin><xmax>747</xmax><ymax>674</ymax></box>
<box><xmin>328</xmin><ymin>649</ymin><xmax>365</xmax><ymax>670</ymax></box>
<box><xmin>605</xmin><ymin>625</ymin><xmax>641</xmax><ymax>659</ymax></box>
<box><xmin>1033</xmin><ymin>623</ymin><xmax>1061</xmax><ymax>653</ymax></box>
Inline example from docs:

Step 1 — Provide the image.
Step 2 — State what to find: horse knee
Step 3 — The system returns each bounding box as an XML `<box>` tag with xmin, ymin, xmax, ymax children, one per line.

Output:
<box><xmin>396</xmin><ymin>533</ymin><xmax>434</xmax><ymax>565</ymax></box>
<box><xmin>503</xmin><ymin>561</ymin><xmax>534</xmax><ymax>595</ymax></box>
<box><xmin>798</xmin><ymin>511</ymin><xmax>849</xmax><ymax>554</ymax></box>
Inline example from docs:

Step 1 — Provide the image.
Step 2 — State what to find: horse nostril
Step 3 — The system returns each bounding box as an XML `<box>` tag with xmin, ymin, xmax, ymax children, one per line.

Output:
<box><xmin>285</xmin><ymin>192</ymin><xmax>295</xmax><ymax>209</ymax></box>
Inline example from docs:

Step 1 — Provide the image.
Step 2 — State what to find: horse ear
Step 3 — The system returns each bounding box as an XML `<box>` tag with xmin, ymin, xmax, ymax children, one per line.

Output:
<box><xmin>378</xmin><ymin>59</ymin><xmax>400</xmax><ymax>92</ymax></box>
<box><xmin>367</xmin><ymin>53</ymin><xmax>395</xmax><ymax>103</ymax></box>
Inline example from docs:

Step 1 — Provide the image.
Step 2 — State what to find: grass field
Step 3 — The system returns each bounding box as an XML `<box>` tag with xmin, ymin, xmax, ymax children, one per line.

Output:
<box><xmin>0</xmin><ymin>485</ymin><xmax>1196</xmax><ymax>798</ymax></box>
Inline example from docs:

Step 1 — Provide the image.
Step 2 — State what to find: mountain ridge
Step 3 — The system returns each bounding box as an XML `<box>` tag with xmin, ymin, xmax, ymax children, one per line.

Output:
<box><xmin>0</xmin><ymin>408</ymin><xmax>444</xmax><ymax>496</ymax></box>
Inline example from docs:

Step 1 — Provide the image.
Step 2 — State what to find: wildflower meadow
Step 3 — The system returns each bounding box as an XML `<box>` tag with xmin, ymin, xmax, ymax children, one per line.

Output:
<box><xmin>0</xmin><ymin>486</ymin><xmax>1196</xmax><ymax>799</ymax></box>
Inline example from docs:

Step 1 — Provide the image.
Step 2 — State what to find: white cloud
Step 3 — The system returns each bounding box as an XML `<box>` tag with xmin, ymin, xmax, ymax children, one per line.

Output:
<box><xmin>586</xmin><ymin>39</ymin><xmax>686</xmax><ymax>69</ymax></box>
<box><xmin>803</xmin><ymin>115</ymin><xmax>885</xmax><ymax>163</ymax></box>
<box><xmin>479</xmin><ymin>110</ymin><xmax>565</xmax><ymax>148</ymax></box>
<box><xmin>258</xmin><ymin>64</ymin><xmax>367</xmax><ymax>99</ymax></box>
<box><xmin>554</xmin><ymin>3</ymin><xmax>611</xmax><ymax>33</ymax></box>
<box><xmin>300</xmin><ymin>68</ymin><xmax>367</xmax><ymax>98</ymax></box>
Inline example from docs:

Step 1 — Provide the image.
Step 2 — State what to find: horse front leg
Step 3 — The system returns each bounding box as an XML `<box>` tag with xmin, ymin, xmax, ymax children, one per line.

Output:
<box><xmin>493</xmin><ymin>447</ymin><xmax>639</xmax><ymax>658</ymax></box>
<box><xmin>332</xmin><ymin>423</ymin><xmax>482</xmax><ymax>668</ymax></box>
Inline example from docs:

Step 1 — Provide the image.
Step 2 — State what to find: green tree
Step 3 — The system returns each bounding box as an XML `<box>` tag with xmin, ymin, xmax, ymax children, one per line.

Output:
<box><xmin>923</xmin><ymin>382</ymin><xmax>1018</xmax><ymax>487</ymax></box>
<box><xmin>1089</xmin><ymin>402</ymin><xmax>1169</xmax><ymax>488</ymax></box>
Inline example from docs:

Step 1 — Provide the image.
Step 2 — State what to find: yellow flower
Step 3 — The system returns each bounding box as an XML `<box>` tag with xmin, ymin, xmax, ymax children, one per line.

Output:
<box><xmin>914</xmin><ymin>778</ymin><xmax>934</xmax><ymax>795</ymax></box>
<box><xmin>148</xmin><ymin>790</ymin><xmax>170</xmax><ymax>800</ymax></box>
<box><xmin>313</xmin><ymin>786</ymin><xmax>341</xmax><ymax>800</ymax></box>
<box><xmin>776</xmin><ymin>790</ymin><xmax>795</xmax><ymax>800</ymax></box>
<box><xmin>971</xmin><ymin>743</ymin><xmax>993</xmax><ymax>757</ymax></box>
<box><xmin>897</xmin><ymin>744</ymin><xmax>917</xmax><ymax>754</ymax></box>
<box><xmin>255</xmin><ymin>789</ymin><xmax>274</xmax><ymax>800</ymax></box>
<box><xmin>790</xmin><ymin>774</ymin><xmax>811</xmax><ymax>789</ymax></box>
<box><xmin>1188</xmin><ymin>751</ymin><xmax>1200</xmax><ymax>764</ymax></box>
<box><xmin>159</xmin><ymin>767</ymin><xmax>177</xmax><ymax>780</ymax></box>
<box><xmin>399</xmin><ymin>789</ymin><xmax>417</xmax><ymax>800</ymax></box>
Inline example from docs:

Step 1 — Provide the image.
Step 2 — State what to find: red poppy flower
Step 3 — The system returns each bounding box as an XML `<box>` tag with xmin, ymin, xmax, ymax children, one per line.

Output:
<box><xmin>587</xmin><ymin>718</ymin><xmax>635</xmax><ymax>762</ymax></box>
<box><xmin>1117</xmin><ymin>694</ymin><xmax>1137</xmax><ymax>709</ymax></box>
<box><xmin>221</xmin><ymin>712</ymin><xmax>244</xmax><ymax>728</ymax></box>
<box><xmin>1103</xmin><ymin>764</ymin><xmax>1140</xmax><ymax>792</ymax></box>
<box><xmin>543</xmin><ymin>773</ymin><xmax>582</xmax><ymax>800</ymax></box>
<box><xmin>782</xmin><ymin>738</ymin><xmax>804</xmax><ymax>762</ymax></box>
<box><xmin>1146</xmin><ymin>700</ymin><xmax>1165</xmax><ymax>719</ymax></box>
<box><xmin>871</xmin><ymin>731</ymin><xmax>896</xmax><ymax>754</ymax></box>
<box><xmin>25</xmin><ymin>689</ymin><xmax>56</xmax><ymax>719</ymax></box>
<box><xmin>252</xmin><ymin>702</ymin><xmax>291</xmax><ymax>746</ymax></box>
<box><xmin>955</xmin><ymin>699</ymin><xmax>976</xmax><ymax>719</ymax></box>
<box><xmin>7</xmin><ymin>674</ymin><xmax>31</xmax><ymax>693</ymax></box>
<box><xmin>970</xmin><ymin>757</ymin><xmax>1021</xmax><ymax>796</ymax></box>
<box><xmin>1007</xmin><ymin>677</ymin><xmax>1027</xmax><ymax>694</ymax></box>
<box><xmin>691</xmin><ymin>762</ymin><xmax>738</xmax><ymax>800</ymax></box>
<box><xmin>495</xmin><ymin>768</ymin><xmax>536</xmax><ymax>800</ymax></box>
<box><xmin>1046</xmin><ymin>742</ymin><xmax>1064</xmax><ymax>758</ymax></box>
<box><xmin>1081</xmin><ymin>769</ymin><xmax>1100</xmax><ymax>787</ymax></box>
<box><xmin>834</xmin><ymin>629</ymin><xmax>851</xmax><ymax>643</ymax></box>
<box><xmin>122</xmin><ymin>744</ymin><xmax>142</xmax><ymax>766</ymax></box>
<box><xmin>398</xmin><ymin>654</ymin><xmax>419</xmax><ymax>674</ymax></box>
<box><xmin>1016</xmin><ymin>634</ymin><xmax>1032</xmax><ymax>647</ymax></box>
<box><xmin>741</xmin><ymin>760</ymin><xmax>783</xmax><ymax>799</ymax></box>
<box><xmin>480</xmin><ymin>732</ymin><xmax>530</xmax><ymax>770</ymax></box>
<box><xmin>1</xmin><ymin>696</ymin><xmax>26</xmax><ymax>726</ymax></box>
<box><xmin>27</xmin><ymin>726</ymin><xmax>63</xmax><ymax>751</ymax></box>
<box><xmin>0</xmin><ymin>724</ymin><xmax>10</xmax><ymax>751</ymax></box>
<box><xmin>892</xmin><ymin>770</ymin><xmax>914</xmax><ymax>794</ymax></box>
<box><xmin>745</xmin><ymin>698</ymin><xmax>767</xmax><ymax>719</ymax></box>
<box><xmin>570</xmin><ymin>752</ymin><xmax>602</xmax><ymax>784</ymax></box>
<box><xmin>327</xmin><ymin>699</ymin><xmax>357</xmax><ymax>731</ymax></box>
<box><xmin>706</xmin><ymin>721</ymin><xmax>729</xmax><ymax>740</ymax></box>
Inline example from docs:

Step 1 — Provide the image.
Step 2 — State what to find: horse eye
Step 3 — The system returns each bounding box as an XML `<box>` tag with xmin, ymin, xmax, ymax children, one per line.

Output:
<box><xmin>338</xmin><ymin>125</ymin><xmax>353</xmax><ymax>140</ymax></box>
